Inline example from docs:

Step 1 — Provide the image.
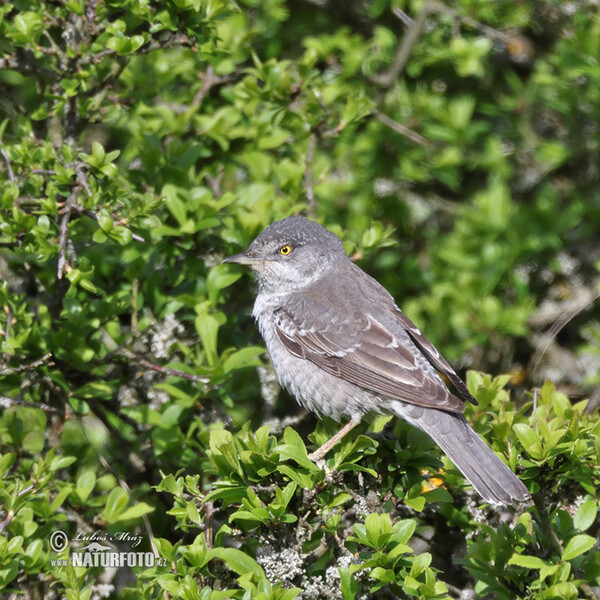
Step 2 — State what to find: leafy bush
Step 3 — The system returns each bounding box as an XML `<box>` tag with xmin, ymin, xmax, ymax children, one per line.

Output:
<box><xmin>0</xmin><ymin>0</ymin><xmax>599</xmax><ymax>598</ymax></box>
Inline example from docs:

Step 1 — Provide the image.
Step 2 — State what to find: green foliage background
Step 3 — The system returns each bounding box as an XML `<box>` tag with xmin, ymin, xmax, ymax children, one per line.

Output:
<box><xmin>0</xmin><ymin>0</ymin><xmax>599</xmax><ymax>598</ymax></box>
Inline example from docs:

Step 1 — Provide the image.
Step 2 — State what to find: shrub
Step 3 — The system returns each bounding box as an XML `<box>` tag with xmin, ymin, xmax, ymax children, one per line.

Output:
<box><xmin>0</xmin><ymin>0</ymin><xmax>599</xmax><ymax>598</ymax></box>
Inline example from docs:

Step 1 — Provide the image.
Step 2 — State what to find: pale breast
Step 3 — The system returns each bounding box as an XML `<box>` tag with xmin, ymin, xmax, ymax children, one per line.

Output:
<box><xmin>253</xmin><ymin>297</ymin><xmax>381</xmax><ymax>421</ymax></box>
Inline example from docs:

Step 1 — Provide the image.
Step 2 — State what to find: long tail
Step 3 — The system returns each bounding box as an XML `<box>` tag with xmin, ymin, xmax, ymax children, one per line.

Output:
<box><xmin>390</xmin><ymin>400</ymin><xmax>530</xmax><ymax>505</ymax></box>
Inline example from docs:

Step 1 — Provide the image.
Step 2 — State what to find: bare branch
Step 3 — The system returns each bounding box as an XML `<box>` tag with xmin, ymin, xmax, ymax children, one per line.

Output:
<box><xmin>0</xmin><ymin>352</ymin><xmax>53</xmax><ymax>376</ymax></box>
<box><xmin>31</xmin><ymin>169</ymin><xmax>56</xmax><ymax>176</ymax></box>
<box><xmin>75</xmin><ymin>162</ymin><xmax>92</xmax><ymax>197</ymax></box>
<box><xmin>372</xmin><ymin>1</ymin><xmax>433</xmax><ymax>88</ymax></box>
<box><xmin>392</xmin><ymin>7</ymin><xmax>416</xmax><ymax>28</ymax></box>
<box><xmin>428</xmin><ymin>0</ymin><xmax>511</xmax><ymax>43</ymax></box>
<box><xmin>205</xmin><ymin>165</ymin><xmax>224</xmax><ymax>199</ymax></box>
<box><xmin>204</xmin><ymin>501</ymin><xmax>213</xmax><ymax>549</ymax></box>
<box><xmin>1</xmin><ymin>147</ymin><xmax>15</xmax><ymax>183</ymax></box>
<box><xmin>304</xmin><ymin>134</ymin><xmax>317</xmax><ymax>212</ymax></box>
<box><xmin>3</xmin><ymin>305</ymin><xmax>10</xmax><ymax>349</ymax></box>
<box><xmin>375</xmin><ymin>111</ymin><xmax>429</xmax><ymax>145</ymax></box>
<box><xmin>118</xmin><ymin>349</ymin><xmax>211</xmax><ymax>385</ymax></box>
<box><xmin>530</xmin><ymin>286</ymin><xmax>600</xmax><ymax>381</ymax></box>
<box><xmin>192</xmin><ymin>66</ymin><xmax>219</xmax><ymax>108</ymax></box>
<box><xmin>57</xmin><ymin>191</ymin><xmax>79</xmax><ymax>280</ymax></box>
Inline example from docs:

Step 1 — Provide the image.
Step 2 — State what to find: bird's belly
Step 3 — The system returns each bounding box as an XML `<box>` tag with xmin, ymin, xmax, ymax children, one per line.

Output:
<box><xmin>256</xmin><ymin>314</ymin><xmax>381</xmax><ymax>421</ymax></box>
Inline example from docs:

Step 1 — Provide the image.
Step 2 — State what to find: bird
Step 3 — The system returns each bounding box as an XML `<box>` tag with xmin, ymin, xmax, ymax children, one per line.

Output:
<box><xmin>223</xmin><ymin>215</ymin><xmax>530</xmax><ymax>505</ymax></box>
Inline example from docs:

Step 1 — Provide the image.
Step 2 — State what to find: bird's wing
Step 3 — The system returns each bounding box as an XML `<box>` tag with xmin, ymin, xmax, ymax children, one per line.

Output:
<box><xmin>273</xmin><ymin>295</ymin><xmax>466</xmax><ymax>413</ymax></box>
<box><xmin>392</xmin><ymin>308</ymin><xmax>477</xmax><ymax>405</ymax></box>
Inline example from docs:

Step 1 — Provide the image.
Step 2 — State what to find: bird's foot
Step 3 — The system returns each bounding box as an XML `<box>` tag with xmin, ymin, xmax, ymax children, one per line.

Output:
<box><xmin>307</xmin><ymin>453</ymin><xmax>334</xmax><ymax>481</ymax></box>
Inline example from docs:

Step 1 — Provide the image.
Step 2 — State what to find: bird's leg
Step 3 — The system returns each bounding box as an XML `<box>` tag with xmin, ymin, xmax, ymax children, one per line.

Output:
<box><xmin>308</xmin><ymin>416</ymin><xmax>362</xmax><ymax>462</ymax></box>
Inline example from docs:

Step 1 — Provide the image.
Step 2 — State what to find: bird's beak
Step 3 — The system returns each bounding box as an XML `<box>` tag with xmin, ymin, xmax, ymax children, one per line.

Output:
<box><xmin>222</xmin><ymin>251</ymin><xmax>262</xmax><ymax>265</ymax></box>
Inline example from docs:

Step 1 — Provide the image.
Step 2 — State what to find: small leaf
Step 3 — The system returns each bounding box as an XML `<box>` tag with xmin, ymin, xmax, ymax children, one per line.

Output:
<box><xmin>208</xmin><ymin>547</ymin><xmax>265</xmax><ymax>579</ymax></box>
<box><xmin>103</xmin><ymin>487</ymin><xmax>129</xmax><ymax>522</ymax></box>
<box><xmin>275</xmin><ymin>427</ymin><xmax>318</xmax><ymax>471</ymax></box>
<box><xmin>76</xmin><ymin>471</ymin><xmax>96</xmax><ymax>503</ymax></box>
<box><xmin>562</xmin><ymin>534</ymin><xmax>596</xmax><ymax>561</ymax></box>
<box><xmin>114</xmin><ymin>502</ymin><xmax>155</xmax><ymax>522</ymax></box>
<box><xmin>508</xmin><ymin>554</ymin><xmax>549</xmax><ymax>569</ymax></box>
<box><xmin>573</xmin><ymin>500</ymin><xmax>597</xmax><ymax>532</ymax></box>
<box><xmin>50</xmin><ymin>455</ymin><xmax>77</xmax><ymax>472</ymax></box>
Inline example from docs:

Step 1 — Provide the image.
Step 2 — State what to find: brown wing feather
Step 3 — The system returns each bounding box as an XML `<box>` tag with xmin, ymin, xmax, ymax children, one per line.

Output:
<box><xmin>274</xmin><ymin>306</ymin><xmax>465</xmax><ymax>413</ymax></box>
<box><xmin>393</xmin><ymin>308</ymin><xmax>477</xmax><ymax>405</ymax></box>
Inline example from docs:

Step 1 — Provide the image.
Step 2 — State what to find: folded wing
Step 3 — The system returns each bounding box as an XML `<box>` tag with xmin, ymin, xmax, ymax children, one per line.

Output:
<box><xmin>273</xmin><ymin>295</ymin><xmax>467</xmax><ymax>414</ymax></box>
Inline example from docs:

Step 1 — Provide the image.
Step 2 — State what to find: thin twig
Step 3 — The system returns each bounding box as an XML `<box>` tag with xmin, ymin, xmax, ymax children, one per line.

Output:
<box><xmin>131</xmin><ymin>279</ymin><xmax>139</xmax><ymax>335</ymax></box>
<box><xmin>205</xmin><ymin>165</ymin><xmax>224</xmax><ymax>199</ymax></box>
<box><xmin>375</xmin><ymin>111</ymin><xmax>429</xmax><ymax>145</ymax></box>
<box><xmin>428</xmin><ymin>0</ymin><xmax>511</xmax><ymax>43</ymax></box>
<box><xmin>88</xmin><ymin>431</ymin><xmax>160</xmax><ymax>560</ymax></box>
<box><xmin>372</xmin><ymin>0</ymin><xmax>433</xmax><ymax>88</ymax></box>
<box><xmin>0</xmin><ymin>396</ymin><xmax>64</xmax><ymax>415</ymax></box>
<box><xmin>80</xmin><ymin>33</ymin><xmax>193</xmax><ymax>67</ymax></box>
<box><xmin>30</xmin><ymin>169</ymin><xmax>56</xmax><ymax>176</ymax></box>
<box><xmin>392</xmin><ymin>7</ymin><xmax>415</xmax><ymax>28</ymax></box>
<box><xmin>1</xmin><ymin>148</ymin><xmax>15</xmax><ymax>183</ymax></box>
<box><xmin>3</xmin><ymin>306</ymin><xmax>10</xmax><ymax>350</ymax></box>
<box><xmin>204</xmin><ymin>501</ymin><xmax>213</xmax><ymax>549</ymax></box>
<box><xmin>530</xmin><ymin>287</ymin><xmax>600</xmax><ymax>380</ymax></box>
<box><xmin>75</xmin><ymin>162</ymin><xmax>92</xmax><ymax>197</ymax></box>
<box><xmin>57</xmin><ymin>191</ymin><xmax>79</xmax><ymax>280</ymax></box>
<box><xmin>304</xmin><ymin>134</ymin><xmax>317</xmax><ymax>213</ymax></box>
<box><xmin>192</xmin><ymin>67</ymin><xmax>218</xmax><ymax>108</ymax></box>
<box><xmin>118</xmin><ymin>349</ymin><xmax>211</xmax><ymax>384</ymax></box>
<box><xmin>0</xmin><ymin>352</ymin><xmax>53</xmax><ymax>376</ymax></box>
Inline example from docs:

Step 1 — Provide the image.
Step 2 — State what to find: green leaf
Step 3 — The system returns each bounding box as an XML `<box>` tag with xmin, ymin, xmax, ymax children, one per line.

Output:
<box><xmin>339</xmin><ymin>567</ymin><xmax>359</xmax><ymax>600</ymax></box>
<box><xmin>103</xmin><ymin>487</ymin><xmax>129</xmax><ymax>522</ymax></box>
<box><xmin>207</xmin><ymin>264</ymin><xmax>242</xmax><ymax>305</ymax></box>
<box><xmin>49</xmin><ymin>485</ymin><xmax>72</xmax><ymax>512</ymax></box>
<box><xmin>513</xmin><ymin>423</ymin><xmax>543</xmax><ymax>459</ymax></box>
<box><xmin>275</xmin><ymin>427</ymin><xmax>319</xmax><ymax>471</ymax></box>
<box><xmin>222</xmin><ymin>346</ymin><xmax>264</xmax><ymax>374</ymax></box>
<box><xmin>573</xmin><ymin>500</ymin><xmax>597</xmax><ymax>532</ymax></box>
<box><xmin>195</xmin><ymin>307</ymin><xmax>222</xmax><ymax>366</ymax></box>
<box><xmin>404</xmin><ymin>495</ymin><xmax>426</xmax><ymax>511</ymax></box>
<box><xmin>76</xmin><ymin>471</ymin><xmax>96</xmax><ymax>503</ymax></box>
<box><xmin>50</xmin><ymin>455</ymin><xmax>77</xmax><ymax>472</ymax></box>
<box><xmin>507</xmin><ymin>554</ymin><xmax>549</xmax><ymax>569</ymax></box>
<box><xmin>209</xmin><ymin>547</ymin><xmax>265</xmax><ymax>579</ymax></box>
<box><xmin>0</xmin><ymin>453</ymin><xmax>16</xmax><ymax>477</ymax></box>
<box><xmin>562</xmin><ymin>534</ymin><xmax>596</xmax><ymax>561</ymax></box>
<box><xmin>113</xmin><ymin>502</ymin><xmax>155</xmax><ymax>522</ymax></box>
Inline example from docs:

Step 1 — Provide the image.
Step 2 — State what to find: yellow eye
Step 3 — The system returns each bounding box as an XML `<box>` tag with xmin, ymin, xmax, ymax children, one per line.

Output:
<box><xmin>279</xmin><ymin>244</ymin><xmax>292</xmax><ymax>256</ymax></box>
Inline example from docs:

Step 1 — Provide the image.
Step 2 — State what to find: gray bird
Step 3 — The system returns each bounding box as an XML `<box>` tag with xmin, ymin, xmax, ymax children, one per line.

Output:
<box><xmin>224</xmin><ymin>216</ymin><xmax>530</xmax><ymax>505</ymax></box>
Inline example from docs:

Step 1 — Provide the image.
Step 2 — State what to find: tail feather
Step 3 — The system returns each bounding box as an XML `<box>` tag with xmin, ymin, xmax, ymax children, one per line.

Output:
<box><xmin>390</xmin><ymin>400</ymin><xmax>530</xmax><ymax>505</ymax></box>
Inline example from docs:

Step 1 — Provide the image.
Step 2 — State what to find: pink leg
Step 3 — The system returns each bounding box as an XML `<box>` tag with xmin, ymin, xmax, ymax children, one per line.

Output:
<box><xmin>308</xmin><ymin>417</ymin><xmax>362</xmax><ymax>462</ymax></box>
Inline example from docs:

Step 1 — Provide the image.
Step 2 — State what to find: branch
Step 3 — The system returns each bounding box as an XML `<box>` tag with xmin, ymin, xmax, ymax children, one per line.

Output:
<box><xmin>117</xmin><ymin>349</ymin><xmax>211</xmax><ymax>385</ymax></box>
<box><xmin>57</xmin><ymin>191</ymin><xmax>79</xmax><ymax>280</ymax></box>
<box><xmin>205</xmin><ymin>165</ymin><xmax>224</xmax><ymax>199</ymax></box>
<box><xmin>304</xmin><ymin>134</ymin><xmax>317</xmax><ymax>212</ymax></box>
<box><xmin>1</xmin><ymin>147</ymin><xmax>15</xmax><ymax>183</ymax></box>
<box><xmin>0</xmin><ymin>352</ymin><xmax>53</xmax><ymax>376</ymax></box>
<box><xmin>371</xmin><ymin>0</ymin><xmax>433</xmax><ymax>88</ymax></box>
<box><xmin>427</xmin><ymin>0</ymin><xmax>511</xmax><ymax>43</ymax></box>
<box><xmin>530</xmin><ymin>286</ymin><xmax>600</xmax><ymax>381</ymax></box>
<box><xmin>192</xmin><ymin>66</ymin><xmax>220</xmax><ymax>109</ymax></box>
<box><xmin>3</xmin><ymin>305</ymin><xmax>11</xmax><ymax>356</ymax></box>
<box><xmin>375</xmin><ymin>111</ymin><xmax>429</xmax><ymax>145</ymax></box>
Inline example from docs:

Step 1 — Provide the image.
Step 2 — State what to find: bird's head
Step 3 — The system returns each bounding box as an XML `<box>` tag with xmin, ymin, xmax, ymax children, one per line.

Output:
<box><xmin>223</xmin><ymin>216</ymin><xmax>347</xmax><ymax>293</ymax></box>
